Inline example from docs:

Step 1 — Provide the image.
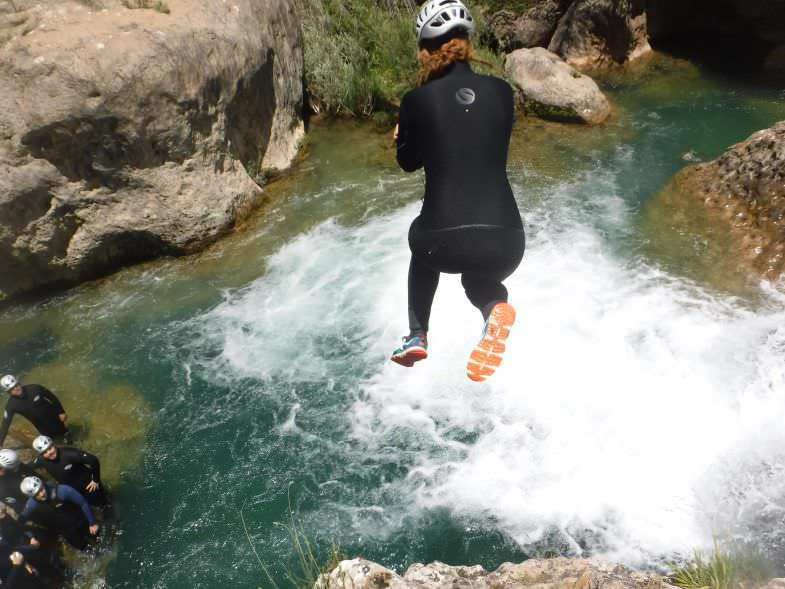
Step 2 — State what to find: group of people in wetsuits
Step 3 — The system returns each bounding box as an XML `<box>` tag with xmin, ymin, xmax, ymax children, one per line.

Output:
<box><xmin>0</xmin><ymin>374</ymin><xmax>107</xmax><ymax>588</ymax></box>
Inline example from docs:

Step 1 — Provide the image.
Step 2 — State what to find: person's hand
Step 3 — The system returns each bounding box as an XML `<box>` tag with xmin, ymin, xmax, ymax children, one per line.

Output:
<box><xmin>86</xmin><ymin>481</ymin><xmax>99</xmax><ymax>493</ymax></box>
<box><xmin>9</xmin><ymin>552</ymin><xmax>23</xmax><ymax>566</ymax></box>
<box><xmin>29</xmin><ymin>537</ymin><xmax>40</xmax><ymax>548</ymax></box>
<box><xmin>393</xmin><ymin>124</ymin><xmax>399</xmax><ymax>143</ymax></box>
<box><xmin>89</xmin><ymin>524</ymin><xmax>99</xmax><ymax>536</ymax></box>
<box><xmin>59</xmin><ymin>413</ymin><xmax>68</xmax><ymax>425</ymax></box>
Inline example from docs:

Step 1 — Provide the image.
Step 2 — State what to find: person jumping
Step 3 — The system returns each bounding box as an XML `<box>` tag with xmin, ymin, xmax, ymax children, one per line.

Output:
<box><xmin>391</xmin><ymin>0</ymin><xmax>525</xmax><ymax>382</ymax></box>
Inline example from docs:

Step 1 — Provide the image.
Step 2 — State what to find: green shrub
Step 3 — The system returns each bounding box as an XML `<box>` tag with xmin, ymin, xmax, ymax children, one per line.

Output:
<box><xmin>669</xmin><ymin>542</ymin><xmax>774</xmax><ymax>589</ymax></box>
<box><xmin>296</xmin><ymin>0</ymin><xmax>505</xmax><ymax>116</ymax></box>
<box><xmin>297</xmin><ymin>0</ymin><xmax>417</xmax><ymax>116</ymax></box>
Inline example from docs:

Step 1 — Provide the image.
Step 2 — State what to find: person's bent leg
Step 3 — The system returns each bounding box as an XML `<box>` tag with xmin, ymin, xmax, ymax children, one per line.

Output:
<box><xmin>461</xmin><ymin>274</ymin><xmax>508</xmax><ymax>320</ymax></box>
<box><xmin>460</xmin><ymin>226</ymin><xmax>525</xmax><ymax>382</ymax></box>
<box><xmin>464</xmin><ymin>273</ymin><xmax>517</xmax><ymax>382</ymax></box>
<box><xmin>392</xmin><ymin>255</ymin><xmax>438</xmax><ymax>367</ymax></box>
<box><xmin>408</xmin><ymin>255</ymin><xmax>440</xmax><ymax>335</ymax></box>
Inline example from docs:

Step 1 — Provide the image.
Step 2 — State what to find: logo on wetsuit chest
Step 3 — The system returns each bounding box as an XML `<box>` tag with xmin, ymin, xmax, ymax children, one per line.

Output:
<box><xmin>455</xmin><ymin>87</ymin><xmax>476</xmax><ymax>106</ymax></box>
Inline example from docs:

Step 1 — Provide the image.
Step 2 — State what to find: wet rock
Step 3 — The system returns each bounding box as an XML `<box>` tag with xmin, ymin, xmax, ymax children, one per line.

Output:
<box><xmin>765</xmin><ymin>44</ymin><xmax>785</xmax><ymax>72</ymax></box>
<box><xmin>674</xmin><ymin>121</ymin><xmax>785</xmax><ymax>279</ymax></box>
<box><xmin>548</xmin><ymin>0</ymin><xmax>651</xmax><ymax>68</ymax></box>
<box><xmin>0</xmin><ymin>0</ymin><xmax>304</xmax><ymax>302</ymax></box>
<box><xmin>315</xmin><ymin>557</ymin><xmax>678</xmax><ymax>589</ymax></box>
<box><xmin>646</xmin><ymin>0</ymin><xmax>785</xmax><ymax>71</ymax></box>
<box><xmin>486</xmin><ymin>1</ymin><xmax>567</xmax><ymax>52</ymax></box>
<box><xmin>504</xmin><ymin>47</ymin><xmax>611</xmax><ymax>124</ymax></box>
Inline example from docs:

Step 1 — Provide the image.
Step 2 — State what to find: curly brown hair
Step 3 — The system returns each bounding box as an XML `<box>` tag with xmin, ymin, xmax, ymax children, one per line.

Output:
<box><xmin>417</xmin><ymin>34</ymin><xmax>480</xmax><ymax>86</ymax></box>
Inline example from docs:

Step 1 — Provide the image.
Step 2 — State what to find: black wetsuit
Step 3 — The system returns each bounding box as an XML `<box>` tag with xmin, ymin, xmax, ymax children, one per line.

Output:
<box><xmin>396</xmin><ymin>60</ymin><xmax>525</xmax><ymax>333</ymax></box>
<box><xmin>0</xmin><ymin>385</ymin><xmax>67</xmax><ymax>446</ymax></box>
<box><xmin>33</xmin><ymin>448</ymin><xmax>107</xmax><ymax>507</ymax></box>
<box><xmin>19</xmin><ymin>484</ymin><xmax>94</xmax><ymax>551</ymax></box>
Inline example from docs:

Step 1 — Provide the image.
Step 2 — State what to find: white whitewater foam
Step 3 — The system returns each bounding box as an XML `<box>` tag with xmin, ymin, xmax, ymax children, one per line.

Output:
<box><xmin>196</xmin><ymin>165</ymin><xmax>785</xmax><ymax>567</ymax></box>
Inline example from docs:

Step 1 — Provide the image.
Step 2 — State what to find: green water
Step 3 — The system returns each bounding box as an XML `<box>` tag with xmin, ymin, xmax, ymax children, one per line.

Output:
<box><xmin>0</xmin><ymin>54</ymin><xmax>783</xmax><ymax>588</ymax></box>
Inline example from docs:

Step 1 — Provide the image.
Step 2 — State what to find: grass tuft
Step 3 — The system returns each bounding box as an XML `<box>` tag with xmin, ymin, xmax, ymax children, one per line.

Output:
<box><xmin>242</xmin><ymin>486</ymin><xmax>346</xmax><ymax>589</ymax></box>
<box><xmin>669</xmin><ymin>541</ymin><xmax>774</xmax><ymax>589</ymax></box>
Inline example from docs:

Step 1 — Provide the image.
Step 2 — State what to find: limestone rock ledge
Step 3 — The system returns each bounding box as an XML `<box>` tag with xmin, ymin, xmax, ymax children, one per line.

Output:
<box><xmin>674</xmin><ymin>121</ymin><xmax>785</xmax><ymax>279</ymax></box>
<box><xmin>0</xmin><ymin>0</ymin><xmax>304</xmax><ymax>302</ymax></box>
<box><xmin>316</xmin><ymin>557</ymin><xmax>680</xmax><ymax>589</ymax></box>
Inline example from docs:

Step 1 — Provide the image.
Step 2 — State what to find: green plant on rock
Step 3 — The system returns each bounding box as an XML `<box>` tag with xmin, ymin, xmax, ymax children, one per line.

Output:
<box><xmin>242</xmin><ymin>488</ymin><xmax>346</xmax><ymax>589</ymax></box>
<box><xmin>669</xmin><ymin>542</ymin><xmax>773</xmax><ymax>589</ymax></box>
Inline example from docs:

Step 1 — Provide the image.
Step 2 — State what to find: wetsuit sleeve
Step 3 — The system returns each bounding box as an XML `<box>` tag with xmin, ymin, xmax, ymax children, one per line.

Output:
<box><xmin>396</xmin><ymin>93</ymin><xmax>423</xmax><ymax>172</ymax></box>
<box><xmin>57</xmin><ymin>485</ymin><xmax>95</xmax><ymax>526</ymax></box>
<box><xmin>0</xmin><ymin>400</ymin><xmax>16</xmax><ymax>446</ymax></box>
<box><xmin>38</xmin><ymin>386</ymin><xmax>65</xmax><ymax>415</ymax></box>
<box><xmin>68</xmin><ymin>449</ymin><xmax>101</xmax><ymax>482</ymax></box>
<box><xmin>17</xmin><ymin>499</ymin><xmax>34</xmax><ymax>523</ymax></box>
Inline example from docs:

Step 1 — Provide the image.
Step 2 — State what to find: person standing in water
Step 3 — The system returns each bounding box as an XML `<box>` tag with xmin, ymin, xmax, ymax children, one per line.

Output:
<box><xmin>391</xmin><ymin>0</ymin><xmax>525</xmax><ymax>381</ymax></box>
<box><xmin>0</xmin><ymin>376</ymin><xmax>68</xmax><ymax>446</ymax></box>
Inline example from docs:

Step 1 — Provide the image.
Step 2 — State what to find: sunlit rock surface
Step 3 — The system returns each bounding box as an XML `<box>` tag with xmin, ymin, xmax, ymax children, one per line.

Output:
<box><xmin>0</xmin><ymin>0</ymin><xmax>303</xmax><ymax>302</ymax></box>
<box><xmin>674</xmin><ymin>121</ymin><xmax>785</xmax><ymax>279</ymax></box>
<box><xmin>316</xmin><ymin>557</ymin><xmax>680</xmax><ymax>589</ymax></box>
<box><xmin>504</xmin><ymin>48</ymin><xmax>611</xmax><ymax>124</ymax></box>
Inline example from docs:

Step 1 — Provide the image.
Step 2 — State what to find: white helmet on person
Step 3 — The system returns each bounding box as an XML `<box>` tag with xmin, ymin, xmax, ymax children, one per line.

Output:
<box><xmin>416</xmin><ymin>0</ymin><xmax>475</xmax><ymax>42</ymax></box>
<box><xmin>33</xmin><ymin>435</ymin><xmax>54</xmax><ymax>454</ymax></box>
<box><xmin>0</xmin><ymin>375</ymin><xmax>18</xmax><ymax>393</ymax></box>
<box><xmin>0</xmin><ymin>449</ymin><xmax>19</xmax><ymax>471</ymax></box>
<box><xmin>20</xmin><ymin>476</ymin><xmax>43</xmax><ymax>498</ymax></box>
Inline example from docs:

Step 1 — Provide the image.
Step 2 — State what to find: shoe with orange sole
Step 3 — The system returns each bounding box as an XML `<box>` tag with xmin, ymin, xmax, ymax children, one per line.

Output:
<box><xmin>466</xmin><ymin>302</ymin><xmax>516</xmax><ymax>382</ymax></box>
<box><xmin>391</xmin><ymin>333</ymin><xmax>428</xmax><ymax>367</ymax></box>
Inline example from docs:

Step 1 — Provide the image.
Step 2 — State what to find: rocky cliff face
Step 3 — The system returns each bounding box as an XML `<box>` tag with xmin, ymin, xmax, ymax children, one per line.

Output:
<box><xmin>674</xmin><ymin>121</ymin><xmax>785</xmax><ymax>279</ymax></box>
<box><xmin>0</xmin><ymin>0</ymin><xmax>303</xmax><ymax>302</ymax></box>
<box><xmin>315</xmin><ymin>557</ymin><xmax>679</xmax><ymax>589</ymax></box>
<box><xmin>483</xmin><ymin>0</ymin><xmax>651</xmax><ymax>68</ymax></box>
<box><xmin>483</xmin><ymin>0</ymin><xmax>785</xmax><ymax>71</ymax></box>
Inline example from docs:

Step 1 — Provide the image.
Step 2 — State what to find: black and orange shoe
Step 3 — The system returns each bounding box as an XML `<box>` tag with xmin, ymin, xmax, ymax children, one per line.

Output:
<box><xmin>466</xmin><ymin>302</ymin><xmax>516</xmax><ymax>382</ymax></box>
<box><xmin>391</xmin><ymin>333</ymin><xmax>428</xmax><ymax>367</ymax></box>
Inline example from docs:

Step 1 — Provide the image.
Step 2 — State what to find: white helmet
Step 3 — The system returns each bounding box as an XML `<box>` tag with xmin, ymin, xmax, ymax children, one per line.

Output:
<box><xmin>20</xmin><ymin>476</ymin><xmax>43</xmax><ymax>499</ymax></box>
<box><xmin>0</xmin><ymin>449</ymin><xmax>19</xmax><ymax>471</ymax></box>
<box><xmin>0</xmin><ymin>375</ymin><xmax>18</xmax><ymax>393</ymax></box>
<box><xmin>33</xmin><ymin>435</ymin><xmax>54</xmax><ymax>454</ymax></box>
<box><xmin>417</xmin><ymin>0</ymin><xmax>475</xmax><ymax>42</ymax></box>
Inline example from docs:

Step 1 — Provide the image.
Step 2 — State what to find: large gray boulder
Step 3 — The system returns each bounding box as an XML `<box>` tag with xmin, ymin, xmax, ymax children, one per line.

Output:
<box><xmin>0</xmin><ymin>0</ymin><xmax>303</xmax><ymax>302</ymax></box>
<box><xmin>315</xmin><ymin>557</ymin><xmax>678</xmax><ymax>589</ymax></box>
<box><xmin>548</xmin><ymin>0</ymin><xmax>650</xmax><ymax>68</ymax></box>
<box><xmin>675</xmin><ymin>121</ymin><xmax>785</xmax><ymax>279</ymax></box>
<box><xmin>504</xmin><ymin>47</ymin><xmax>611</xmax><ymax>124</ymax></box>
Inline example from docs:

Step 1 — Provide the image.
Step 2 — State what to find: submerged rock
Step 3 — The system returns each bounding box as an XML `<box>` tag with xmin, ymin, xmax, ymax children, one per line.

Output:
<box><xmin>0</xmin><ymin>0</ymin><xmax>304</xmax><ymax>302</ymax></box>
<box><xmin>504</xmin><ymin>47</ymin><xmax>611</xmax><ymax>124</ymax></box>
<box><xmin>674</xmin><ymin>121</ymin><xmax>785</xmax><ymax>279</ymax></box>
<box><xmin>315</xmin><ymin>557</ymin><xmax>679</xmax><ymax>589</ymax></box>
